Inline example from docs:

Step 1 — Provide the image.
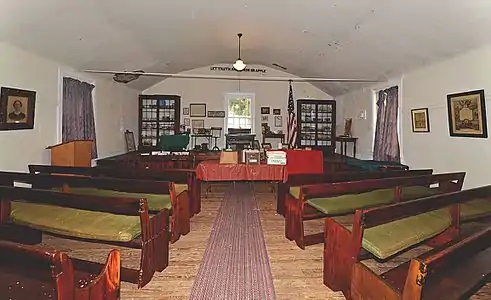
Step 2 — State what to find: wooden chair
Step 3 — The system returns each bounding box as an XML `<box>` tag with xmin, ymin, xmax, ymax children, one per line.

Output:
<box><xmin>350</xmin><ymin>224</ymin><xmax>491</xmax><ymax>299</ymax></box>
<box><xmin>0</xmin><ymin>241</ymin><xmax>120</xmax><ymax>299</ymax></box>
<box><xmin>0</xmin><ymin>184</ymin><xmax>168</xmax><ymax>288</ymax></box>
<box><xmin>324</xmin><ymin>185</ymin><xmax>491</xmax><ymax>298</ymax></box>
<box><xmin>285</xmin><ymin>172</ymin><xmax>465</xmax><ymax>249</ymax></box>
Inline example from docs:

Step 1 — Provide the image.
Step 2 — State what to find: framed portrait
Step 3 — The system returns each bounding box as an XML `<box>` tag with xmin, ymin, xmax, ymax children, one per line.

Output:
<box><xmin>183</xmin><ymin>107</ymin><xmax>189</xmax><ymax>115</ymax></box>
<box><xmin>124</xmin><ymin>130</ymin><xmax>136</xmax><ymax>152</ymax></box>
<box><xmin>273</xmin><ymin>108</ymin><xmax>281</xmax><ymax>115</ymax></box>
<box><xmin>0</xmin><ymin>87</ymin><xmax>36</xmax><ymax>130</ymax></box>
<box><xmin>447</xmin><ymin>89</ymin><xmax>487</xmax><ymax>138</ymax></box>
<box><xmin>184</xmin><ymin>118</ymin><xmax>190</xmax><ymax>126</ymax></box>
<box><xmin>191</xmin><ymin>119</ymin><xmax>205</xmax><ymax>130</ymax></box>
<box><xmin>261</xmin><ymin>115</ymin><xmax>268</xmax><ymax>122</ymax></box>
<box><xmin>207</xmin><ymin>110</ymin><xmax>225</xmax><ymax>118</ymax></box>
<box><xmin>411</xmin><ymin>108</ymin><xmax>430</xmax><ymax>133</ymax></box>
<box><xmin>274</xmin><ymin>116</ymin><xmax>282</xmax><ymax>127</ymax></box>
<box><xmin>190</xmin><ymin>103</ymin><xmax>206</xmax><ymax>117</ymax></box>
<box><xmin>261</xmin><ymin>107</ymin><xmax>270</xmax><ymax>114</ymax></box>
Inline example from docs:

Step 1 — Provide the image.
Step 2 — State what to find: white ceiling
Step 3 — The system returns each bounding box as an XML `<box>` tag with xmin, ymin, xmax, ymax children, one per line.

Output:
<box><xmin>1</xmin><ymin>1</ymin><xmax>491</xmax><ymax>96</ymax></box>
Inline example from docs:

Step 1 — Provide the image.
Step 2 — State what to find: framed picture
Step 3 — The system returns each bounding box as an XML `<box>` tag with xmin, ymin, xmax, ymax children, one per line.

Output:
<box><xmin>262</xmin><ymin>143</ymin><xmax>272</xmax><ymax>150</ymax></box>
<box><xmin>184</xmin><ymin>118</ymin><xmax>190</xmax><ymax>126</ymax></box>
<box><xmin>124</xmin><ymin>130</ymin><xmax>136</xmax><ymax>152</ymax></box>
<box><xmin>191</xmin><ymin>119</ymin><xmax>205</xmax><ymax>130</ymax></box>
<box><xmin>190</xmin><ymin>103</ymin><xmax>206</xmax><ymax>117</ymax></box>
<box><xmin>274</xmin><ymin>115</ymin><xmax>282</xmax><ymax>127</ymax></box>
<box><xmin>344</xmin><ymin>118</ymin><xmax>353</xmax><ymax>136</ymax></box>
<box><xmin>183</xmin><ymin>107</ymin><xmax>189</xmax><ymax>115</ymax></box>
<box><xmin>252</xmin><ymin>140</ymin><xmax>261</xmax><ymax>150</ymax></box>
<box><xmin>411</xmin><ymin>108</ymin><xmax>430</xmax><ymax>133</ymax></box>
<box><xmin>261</xmin><ymin>115</ymin><xmax>268</xmax><ymax>122</ymax></box>
<box><xmin>261</xmin><ymin>107</ymin><xmax>270</xmax><ymax>114</ymax></box>
<box><xmin>447</xmin><ymin>89</ymin><xmax>487</xmax><ymax>138</ymax></box>
<box><xmin>207</xmin><ymin>110</ymin><xmax>225</xmax><ymax>118</ymax></box>
<box><xmin>273</xmin><ymin>109</ymin><xmax>281</xmax><ymax>115</ymax></box>
<box><xmin>0</xmin><ymin>87</ymin><xmax>36</xmax><ymax>130</ymax></box>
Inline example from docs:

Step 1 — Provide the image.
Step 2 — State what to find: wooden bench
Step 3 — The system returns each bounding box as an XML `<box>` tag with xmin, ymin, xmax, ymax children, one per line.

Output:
<box><xmin>324</xmin><ymin>185</ymin><xmax>491</xmax><ymax>298</ymax></box>
<box><xmin>0</xmin><ymin>184</ymin><xmax>169</xmax><ymax>288</ymax></box>
<box><xmin>1</xmin><ymin>170</ymin><xmax>189</xmax><ymax>243</ymax></box>
<box><xmin>29</xmin><ymin>163</ymin><xmax>201</xmax><ymax>216</ymax></box>
<box><xmin>285</xmin><ymin>172</ymin><xmax>465</xmax><ymax>249</ymax></box>
<box><xmin>278</xmin><ymin>169</ymin><xmax>433</xmax><ymax>215</ymax></box>
<box><xmin>0</xmin><ymin>240</ymin><xmax>120</xmax><ymax>299</ymax></box>
<box><xmin>350</xmin><ymin>224</ymin><xmax>491</xmax><ymax>300</ymax></box>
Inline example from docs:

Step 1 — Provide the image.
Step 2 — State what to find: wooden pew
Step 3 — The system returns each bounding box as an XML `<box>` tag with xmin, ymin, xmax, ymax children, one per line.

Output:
<box><xmin>2</xmin><ymin>170</ymin><xmax>189</xmax><ymax>243</ymax></box>
<box><xmin>278</xmin><ymin>168</ymin><xmax>433</xmax><ymax>215</ymax></box>
<box><xmin>286</xmin><ymin>172</ymin><xmax>465</xmax><ymax>249</ymax></box>
<box><xmin>0</xmin><ymin>241</ymin><xmax>120</xmax><ymax>299</ymax></box>
<box><xmin>350</xmin><ymin>224</ymin><xmax>491</xmax><ymax>300</ymax></box>
<box><xmin>29</xmin><ymin>163</ymin><xmax>201</xmax><ymax>216</ymax></box>
<box><xmin>324</xmin><ymin>185</ymin><xmax>491</xmax><ymax>298</ymax></box>
<box><xmin>0</xmin><ymin>184</ymin><xmax>169</xmax><ymax>288</ymax></box>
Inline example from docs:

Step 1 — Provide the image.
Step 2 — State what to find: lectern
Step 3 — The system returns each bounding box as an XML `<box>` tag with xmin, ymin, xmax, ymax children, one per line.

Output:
<box><xmin>46</xmin><ymin>140</ymin><xmax>93</xmax><ymax>167</ymax></box>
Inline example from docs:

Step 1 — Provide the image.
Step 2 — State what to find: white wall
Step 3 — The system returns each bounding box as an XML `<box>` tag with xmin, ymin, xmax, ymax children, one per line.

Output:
<box><xmin>339</xmin><ymin>44</ymin><xmax>491</xmax><ymax>188</ymax></box>
<box><xmin>0</xmin><ymin>42</ymin><xmax>139</xmax><ymax>172</ymax></box>
<box><xmin>144</xmin><ymin>65</ymin><xmax>332</xmax><ymax>148</ymax></box>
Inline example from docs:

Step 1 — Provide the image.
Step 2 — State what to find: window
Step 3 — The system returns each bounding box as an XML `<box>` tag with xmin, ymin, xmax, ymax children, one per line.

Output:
<box><xmin>225</xmin><ymin>93</ymin><xmax>254</xmax><ymax>132</ymax></box>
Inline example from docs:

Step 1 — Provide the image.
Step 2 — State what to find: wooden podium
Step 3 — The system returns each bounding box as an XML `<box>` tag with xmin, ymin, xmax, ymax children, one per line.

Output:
<box><xmin>46</xmin><ymin>140</ymin><xmax>93</xmax><ymax>167</ymax></box>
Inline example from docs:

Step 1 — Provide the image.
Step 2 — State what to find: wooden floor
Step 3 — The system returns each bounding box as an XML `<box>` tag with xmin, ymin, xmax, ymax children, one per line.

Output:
<box><xmin>40</xmin><ymin>183</ymin><xmax>491</xmax><ymax>299</ymax></box>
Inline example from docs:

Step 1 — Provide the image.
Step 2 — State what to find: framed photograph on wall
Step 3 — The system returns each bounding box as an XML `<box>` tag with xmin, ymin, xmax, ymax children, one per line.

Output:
<box><xmin>261</xmin><ymin>115</ymin><xmax>268</xmax><ymax>122</ymax></box>
<box><xmin>207</xmin><ymin>110</ymin><xmax>225</xmax><ymax>118</ymax></box>
<box><xmin>447</xmin><ymin>89</ymin><xmax>487</xmax><ymax>138</ymax></box>
<box><xmin>0</xmin><ymin>87</ymin><xmax>36</xmax><ymax>130</ymax></box>
<box><xmin>183</xmin><ymin>107</ymin><xmax>189</xmax><ymax>115</ymax></box>
<box><xmin>273</xmin><ymin>109</ymin><xmax>281</xmax><ymax>115</ymax></box>
<box><xmin>274</xmin><ymin>115</ymin><xmax>282</xmax><ymax>127</ymax></box>
<box><xmin>411</xmin><ymin>108</ymin><xmax>430</xmax><ymax>133</ymax></box>
<box><xmin>184</xmin><ymin>118</ymin><xmax>190</xmax><ymax>126</ymax></box>
<box><xmin>261</xmin><ymin>107</ymin><xmax>270</xmax><ymax>114</ymax></box>
<box><xmin>124</xmin><ymin>130</ymin><xmax>136</xmax><ymax>152</ymax></box>
<box><xmin>191</xmin><ymin>119</ymin><xmax>205</xmax><ymax>130</ymax></box>
<box><xmin>190</xmin><ymin>103</ymin><xmax>206</xmax><ymax>117</ymax></box>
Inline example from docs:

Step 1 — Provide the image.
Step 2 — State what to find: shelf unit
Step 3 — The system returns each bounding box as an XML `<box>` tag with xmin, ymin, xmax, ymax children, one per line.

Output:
<box><xmin>138</xmin><ymin>94</ymin><xmax>180</xmax><ymax>150</ymax></box>
<box><xmin>296</xmin><ymin>99</ymin><xmax>336</xmax><ymax>154</ymax></box>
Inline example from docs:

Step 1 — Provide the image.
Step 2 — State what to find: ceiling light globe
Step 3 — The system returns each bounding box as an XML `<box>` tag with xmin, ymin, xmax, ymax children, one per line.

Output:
<box><xmin>233</xmin><ymin>59</ymin><xmax>246</xmax><ymax>71</ymax></box>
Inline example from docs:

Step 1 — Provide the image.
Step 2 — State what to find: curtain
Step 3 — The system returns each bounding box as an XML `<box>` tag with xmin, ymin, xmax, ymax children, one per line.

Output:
<box><xmin>62</xmin><ymin>77</ymin><xmax>97</xmax><ymax>158</ymax></box>
<box><xmin>373</xmin><ymin>86</ymin><xmax>400</xmax><ymax>162</ymax></box>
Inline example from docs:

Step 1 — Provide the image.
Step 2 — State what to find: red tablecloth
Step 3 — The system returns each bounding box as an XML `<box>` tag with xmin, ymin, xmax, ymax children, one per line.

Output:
<box><xmin>283</xmin><ymin>149</ymin><xmax>324</xmax><ymax>175</ymax></box>
<box><xmin>196</xmin><ymin>160</ymin><xmax>286</xmax><ymax>182</ymax></box>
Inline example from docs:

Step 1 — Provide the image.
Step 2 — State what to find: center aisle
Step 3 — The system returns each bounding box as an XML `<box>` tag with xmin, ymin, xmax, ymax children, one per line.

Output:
<box><xmin>189</xmin><ymin>182</ymin><xmax>276</xmax><ymax>300</ymax></box>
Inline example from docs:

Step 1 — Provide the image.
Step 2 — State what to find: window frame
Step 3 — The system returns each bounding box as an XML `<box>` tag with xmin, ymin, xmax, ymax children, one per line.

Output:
<box><xmin>224</xmin><ymin>92</ymin><xmax>255</xmax><ymax>133</ymax></box>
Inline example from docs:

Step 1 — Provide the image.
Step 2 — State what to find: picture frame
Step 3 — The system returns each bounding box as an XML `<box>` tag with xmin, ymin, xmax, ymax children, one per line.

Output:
<box><xmin>0</xmin><ymin>87</ymin><xmax>36</xmax><ymax>131</ymax></box>
<box><xmin>261</xmin><ymin>115</ymin><xmax>268</xmax><ymax>122</ymax></box>
<box><xmin>273</xmin><ymin>109</ymin><xmax>281</xmax><ymax>115</ymax></box>
<box><xmin>262</xmin><ymin>143</ymin><xmax>272</xmax><ymax>150</ymax></box>
<box><xmin>184</xmin><ymin>118</ymin><xmax>190</xmax><ymax>126</ymax></box>
<box><xmin>274</xmin><ymin>116</ymin><xmax>282</xmax><ymax>127</ymax></box>
<box><xmin>124</xmin><ymin>130</ymin><xmax>136</xmax><ymax>152</ymax></box>
<box><xmin>252</xmin><ymin>140</ymin><xmax>261</xmax><ymax>150</ymax></box>
<box><xmin>183</xmin><ymin>107</ymin><xmax>189</xmax><ymax>115</ymax></box>
<box><xmin>191</xmin><ymin>119</ymin><xmax>205</xmax><ymax>130</ymax></box>
<box><xmin>411</xmin><ymin>108</ymin><xmax>430</xmax><ymax>133</ymax></box>
<box><xmin>207</xmin><ymin>110</ymin><xmax>225</xmax><ymax>118</ymax></box>
<box><xmin>344</xmin><ymin>118</ymin><xmax>353</xmax><ymax>136</ymax></box>
<box><xmin>261</xmin><ymin>107</ymin><xmax>270</xmax><ymax>115</ymax></box>
<box><xmin>190</xmin><ymin>103</ymin><xmax>206</xmax><ymax>117</ymax></box>
<box><xmin>447</xmin><ymin>89</ymin><xmax>487</xmax><ymax>138</ymax></box>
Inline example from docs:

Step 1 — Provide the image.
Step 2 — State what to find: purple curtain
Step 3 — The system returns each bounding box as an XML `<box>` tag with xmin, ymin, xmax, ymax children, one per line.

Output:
<box><xmin>373</xmin><ymin>86</ymin><xmax>400</xmax><ymax>162</ymax></box>
<box><xmin>62</xmin><ymin>77</ymin><xmax>97</xmax><ymax>158</ymax></box>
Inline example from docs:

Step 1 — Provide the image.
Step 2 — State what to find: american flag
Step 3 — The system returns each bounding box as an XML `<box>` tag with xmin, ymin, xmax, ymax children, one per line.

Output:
<box><xmin>287</xmin><ymin>80</ymin><xmax>297</xmax><ymax>148</ymax></box>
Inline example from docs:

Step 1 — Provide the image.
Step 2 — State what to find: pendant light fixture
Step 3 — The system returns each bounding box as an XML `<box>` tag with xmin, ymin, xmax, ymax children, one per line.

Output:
<box><xmin>233</xmin><ymin>33</ymin><xmax>246</xmax><ymax>71</ymax></box>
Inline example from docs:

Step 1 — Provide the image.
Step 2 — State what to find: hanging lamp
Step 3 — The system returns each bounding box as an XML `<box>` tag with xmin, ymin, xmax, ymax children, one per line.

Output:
<box><xmin>233</xmin><ymin>33</ymin><xmax>246</xmax><ymax>71</ymax></box>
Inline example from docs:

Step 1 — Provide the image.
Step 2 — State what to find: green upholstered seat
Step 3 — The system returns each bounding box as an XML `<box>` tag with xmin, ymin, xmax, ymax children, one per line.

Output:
<box><xmin>11</xmin><ymin>202</ymin><xmax>141</xmax><ymax>242</ymax></box>
<box><xmin>460</xmin><ymin>199</ymin><xmax>491</xmax><ymax>221</ymax></box>
<box><xmin>54</xmin><ymin>188</ymin><xmax>172</xmax><ymax>212</ymax></box>
<box><xmin>360</xmin><ymin>209</ymin><xmax>451</xmax><ymax>260</ymax></box>
<box><xmin>174</xmin><ymin>184</ymin><xmax>188</xmax><ymax>196</ymax></box>
<box><xmin>289</xmin><ymin>186</ymin><xmax>301</xmax><ymax>199</ymax></box>
<box><xmin>345</xmin><ymin>157</ymin><xmax>408</xmax><ymax>171</ymax></box>
<box><xmin>307</xmin><ymin>186</ymin><xmax>440</xmax><ymax>216</ymax></box>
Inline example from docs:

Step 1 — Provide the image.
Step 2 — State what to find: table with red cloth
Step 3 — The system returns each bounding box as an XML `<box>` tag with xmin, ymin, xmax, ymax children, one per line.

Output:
<box><xmin>196</xmin><ymin>160</ymin><xmax>287</xmax><ymax>182</ymax></box>
<box><xmin>282</xmin><ymin>149</ymin><xmax>324</xmax><ymax>175</ymax></box>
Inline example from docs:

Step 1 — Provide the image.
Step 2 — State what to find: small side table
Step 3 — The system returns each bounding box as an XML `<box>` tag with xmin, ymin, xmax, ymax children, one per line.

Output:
<box><xmin>336</xmin><ymin>136</ymin><xmax>358</xmax><ymax>158</ymax></box>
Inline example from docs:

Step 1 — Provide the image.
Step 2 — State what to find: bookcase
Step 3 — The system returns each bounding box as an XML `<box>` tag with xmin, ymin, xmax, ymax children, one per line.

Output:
<box><xmin>296</xmin><ymin>99</ymin><xmax>336</xmax><ymax>155</ymax></box>
<box><xmin>138</xmin><ymin>94</ymin><xmax>180</xmax><ymax>150</ymax></box>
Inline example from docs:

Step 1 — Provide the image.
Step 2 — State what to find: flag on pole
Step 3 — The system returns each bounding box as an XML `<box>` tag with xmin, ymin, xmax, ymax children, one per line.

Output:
<box><xmin>287</xmin><ymin>80</ymin><xmax>297</xmax><ymax>148</ymax></box>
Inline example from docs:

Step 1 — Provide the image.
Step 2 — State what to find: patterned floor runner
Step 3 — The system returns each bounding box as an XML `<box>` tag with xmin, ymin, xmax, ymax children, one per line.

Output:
<box><xmin>189</xmin><ymin>182</ymin><xmax>276</xmax><ymax>300</ymax></box>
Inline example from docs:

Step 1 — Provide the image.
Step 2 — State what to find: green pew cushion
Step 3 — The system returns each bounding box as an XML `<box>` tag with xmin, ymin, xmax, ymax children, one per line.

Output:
<box><xmin>345</xmin><ymin>157</ymin><xmax>408</xmax><ymax>171</ymax></box>
<box><xmin>307</xmin><ymin>186</ymin><xmax>440</xmax><ymax>216</ymax></box>
<box><xmin>54</xmin><ymin>188</ymin><xmax>172</xmax><ymax>212</ymax></box>
<box><xmin>360</xmin><ymin>209</ymin><xmax>451</xmax><ymax>260</ymax></box>
<box><xmin>289</xmin><ymin>186</ymin><xmax>301</xmax><ymax>199</ymax></box>
<box><xmin>10</xmin><ymin>202</ymin><xmax>141</xmax><ymax>242</ymax></box>
<box><xmin>460</xmin><ymin>199</ymin><xmax>491</xmax><ymax>221</ymax></box>
<box><xmin>174</xmin><ymin>184</ymin><xmax>188</xmax><ymax>196</ymax></box>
